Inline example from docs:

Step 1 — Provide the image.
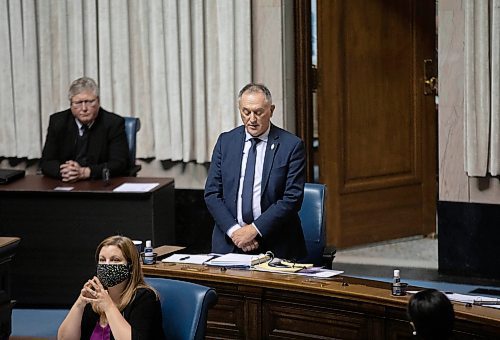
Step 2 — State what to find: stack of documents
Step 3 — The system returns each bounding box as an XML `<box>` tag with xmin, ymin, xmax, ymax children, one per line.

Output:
<box><xmin>443</xmin><ymin>293</ymin><xmax>500</xmax><ymax>309</ymax></box>
<box><xmin>254</xmin><ymin>259</ymin><xmax>313</xmax><ymax>273</ymax></box>
<box><xmin>205</xmin><ymin>253</ymin><xmax>271</xmax><ymax>267</ymax></box>
<box><xmin>253</xmin><ymin>259</ymin><xmax>343</xmax><ymax>278</ymax></box>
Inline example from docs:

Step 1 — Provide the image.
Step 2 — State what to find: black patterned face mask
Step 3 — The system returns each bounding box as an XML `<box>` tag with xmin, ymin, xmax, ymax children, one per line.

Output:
<box><xmin>96</xmin><ymin>264</ymin><xmax>130</xmax><ymax>288</ymax></box>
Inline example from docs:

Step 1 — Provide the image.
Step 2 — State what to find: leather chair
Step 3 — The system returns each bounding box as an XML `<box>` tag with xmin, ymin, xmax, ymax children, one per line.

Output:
<box><xmin>145</xmin><ymin>277</ymin><xmax>217</xmax><ymax>340</ymax></box>
<box><xmin>123</xmin><ymin>117</ymin><xmax>142</xmax><ymax>176</ymax></box>
<box><xmin>298</xmin><ymin>183</ymin><xmax>336</xmax><ymax>267</ymax></box>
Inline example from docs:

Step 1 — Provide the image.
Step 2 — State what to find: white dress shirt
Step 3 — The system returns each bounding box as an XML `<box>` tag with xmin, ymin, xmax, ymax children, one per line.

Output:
<box><xmin>227</xmin><ymin>127</ymin><xmax>270</xmax><ymax>237</ymax></box>
<box><xmin>75</xmin><ymin>119</ymin><xmax>94</xmax><ymax>136</ymax></box>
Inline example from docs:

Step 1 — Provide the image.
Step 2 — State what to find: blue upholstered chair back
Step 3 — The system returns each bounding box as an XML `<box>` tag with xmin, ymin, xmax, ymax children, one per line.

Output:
<box><xmin>123</xmin><ymin>117</ymin><xmax>141</xmax><ymax>176</ymax></box>
<box><xmin>145</xmin><ymin>277</ymin><xmax>217</xmax><ymax>340</ymax></box>
<box><xmin>298</xmin><ymin>183</ymin><xmax>326</xmax><ymax>265</ymax></box>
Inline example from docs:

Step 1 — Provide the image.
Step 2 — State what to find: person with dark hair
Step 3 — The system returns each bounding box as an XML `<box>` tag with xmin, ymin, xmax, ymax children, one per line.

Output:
<box><xmin>40</xmin><ymin>76</ymin><xmax>129</xmax><ymax>182</ymax></box>
<box><xmin>58</xmin><ymin>235</ymin><xmax>165</xmax><ymax>339</ymax></box>
<box><xmin>205</xmin><ymin>83</ymin><xmax>307</xmax><ymax>260</ymax></box>
<box><xmin>407</xmin><ymin>289</ymin><xmax>455</xmax><ymax>339</ymax></box>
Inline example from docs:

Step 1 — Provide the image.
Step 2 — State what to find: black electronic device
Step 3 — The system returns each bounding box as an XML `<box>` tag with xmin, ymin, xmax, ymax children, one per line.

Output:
<box><xmin>0</xmin><ymin>169</ymin><xmax>25</xmax><ymax>184</ymax></box>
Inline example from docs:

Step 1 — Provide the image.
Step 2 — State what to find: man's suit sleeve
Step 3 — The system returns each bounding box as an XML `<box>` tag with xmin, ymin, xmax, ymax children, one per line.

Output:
<box><xmin>88</xmin><ymin>115</ymin><xmax>129</xmax><ymax>178</ymax></box>
<box><xmin>204</xmin><ymin>134</ymin><xmax>239</xmax><ymax>234</ymax></box>
<box><xmin>40</xmin><ymin>114</ymin><xmax>64</xmax><ymax>179</ymax></box>
<box><xmin>253</xmin><ymin>139</ymin><xmax>305</xmax><ymax>237</ymax></box>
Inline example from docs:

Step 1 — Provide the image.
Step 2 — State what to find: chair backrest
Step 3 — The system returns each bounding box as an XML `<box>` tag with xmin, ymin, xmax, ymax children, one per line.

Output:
<box><xmin>123</xmin><ymin>117</ymin><xmax>141</xmax><ymax>176</ymax></box>
<box><xmin>123</xmin><ymin>117</ymin><xmax>140</xmax><ymax>165</ymax></box>
<box><xmin>145</xmin><ymin>277</ymin><xmax>217</xmax><ymax>340</ymax></box>
<box><xmin>298</xmin><ymin>183</ymin><xmax>326</xmax><ymax>265</ymax></box>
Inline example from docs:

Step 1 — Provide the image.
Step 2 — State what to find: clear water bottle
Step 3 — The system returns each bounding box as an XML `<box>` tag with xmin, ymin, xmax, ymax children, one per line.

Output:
<box><xmin>392</xmin><ymin>269</ymin><xmax>402</xmax><ymax>296</ymax></box>
<box><xmin>143</xmin><ymin>240</ymin><xmax>154</xmax><ymax>265</ymax></box>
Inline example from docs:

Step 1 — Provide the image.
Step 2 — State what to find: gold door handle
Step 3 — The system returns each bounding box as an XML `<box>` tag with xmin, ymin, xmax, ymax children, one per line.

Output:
<box><xmin>425</xmin><ymin>77</ymin><xmax>437</xmax><ymax>93</ymax></box>
<box><xmin>424</xmin><ymin>59</ymin><xmax>438</xmax><ymax>95</ymax></box>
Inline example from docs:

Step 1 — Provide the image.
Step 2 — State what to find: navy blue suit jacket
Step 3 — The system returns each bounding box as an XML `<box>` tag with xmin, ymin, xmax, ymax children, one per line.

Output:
<box><xmin>204</xmin><ymin>124</ymin><xmax>307</xmax><ymax>259</ymax></box>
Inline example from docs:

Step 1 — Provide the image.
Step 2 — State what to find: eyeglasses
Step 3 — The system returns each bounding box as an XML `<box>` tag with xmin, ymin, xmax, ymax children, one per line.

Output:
<box><xmin>71</xmin><ymin>98</ymin><xmax>97</xmax><ymax>108</ymax></box>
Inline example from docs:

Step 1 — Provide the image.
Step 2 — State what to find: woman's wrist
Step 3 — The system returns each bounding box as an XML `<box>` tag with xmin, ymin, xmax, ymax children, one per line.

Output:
<box><xmin>75</xmin><ymin>297</ymin><xmax>87</xmax><ymax>309</ymax></box>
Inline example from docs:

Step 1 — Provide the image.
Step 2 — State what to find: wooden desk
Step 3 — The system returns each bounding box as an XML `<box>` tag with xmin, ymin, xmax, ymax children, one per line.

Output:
<box><xmin>144</xmin><ymin>263</ymin><xmax>500</xmax><ymax>339</ymax></box>
<box><xmin>0</xmin><ymin>175</ymin><xmax>174</xmax><ymax>307</ymax></box>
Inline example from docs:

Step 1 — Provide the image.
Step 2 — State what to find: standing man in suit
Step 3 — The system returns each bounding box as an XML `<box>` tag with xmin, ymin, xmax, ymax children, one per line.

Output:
<box><xmin>40</xmin><ymin>77</ymin><xmax>129</xmax><ymax>182</ymax></box>
<box><xmin>205</xmin><ymin>83</ymin><xmax>307</xmax><ymax>260</ymax></box>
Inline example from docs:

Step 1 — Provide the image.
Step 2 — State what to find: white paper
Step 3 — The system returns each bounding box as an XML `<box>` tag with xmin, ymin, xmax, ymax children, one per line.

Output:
<box><xmin>408</xmin><ymin>291</ymin><xmax>500</xmax><ymax>309</ymax></box>
<box><xmin>206</xmin><ymin>253</ymin><xmax>269</xmax><ymax>267</ymax></box>
<box><xmin>113</xmin><ymin>183</ymin><xmax>159</xmax><ymax>192</ymax></box>
<box><xmin>252</xmin><ymin>266</ymin><xmax>343</xmax><ymax>278</ymax></box>
<box><xmin>162</xmin><ymin>254</ymin><xmax>214</xmax><ymax>265</ymax></box>
<box><xmin>297</xmin><ymin>269</ymin><xmax>344</xmax><ymax>278</ymax></box>
<box><xmin>54</xmin><ymin>186</ymin><xmax>74</xmax><ymax>191</ymax></box>
<box><xmin>483</xmin><ymin>304</ymin><xmax>500</xmax><ymax>309</ymax></box>
<box><xmin>445</xmin><ymin>292</ymin><xmax>500</xmax><ymax>307</ymax></box>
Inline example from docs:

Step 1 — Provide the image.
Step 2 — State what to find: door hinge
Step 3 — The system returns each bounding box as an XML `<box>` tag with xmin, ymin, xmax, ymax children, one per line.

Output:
<box><xmin>312</xmin><ymin>65</ymin><xmax>318</xmax><ymax>91</ymax></box>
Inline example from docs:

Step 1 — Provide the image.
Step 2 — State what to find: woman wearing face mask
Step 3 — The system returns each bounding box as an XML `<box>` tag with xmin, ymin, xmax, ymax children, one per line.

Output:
<box><xmin>58</xmin><ymin>235</ymin><xmax>165</xmax><ymax>339</ymax></box>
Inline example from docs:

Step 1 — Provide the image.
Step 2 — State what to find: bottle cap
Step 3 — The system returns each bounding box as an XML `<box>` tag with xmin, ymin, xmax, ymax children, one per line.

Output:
<box><xmin>394</xmin><ymin>269</ymin><xmax>400</xmax><ymax>277</ymax></box>
<box><xmin>146</xmin><ymin>240</ymin><xmax>152</xmax><ymax>248</ymax></box>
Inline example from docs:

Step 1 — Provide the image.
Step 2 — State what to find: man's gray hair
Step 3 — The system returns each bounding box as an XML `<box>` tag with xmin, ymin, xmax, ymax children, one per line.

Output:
<box><xmin>68</xmin><ymin>77</ymin><xmax>100</xmax><ymax>101</ymax></box>
<box><xmin>238</xmin><ymin>83</ymin><xmax>272</xmax><ymax>105</ymax></box>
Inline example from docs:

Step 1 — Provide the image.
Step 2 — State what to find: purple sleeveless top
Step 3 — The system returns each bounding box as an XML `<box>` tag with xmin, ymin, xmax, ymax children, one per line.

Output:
<box><xmin>90</xmin><ymin>321</ymin><xmax>111</xmax><ymax>340</ymax></box>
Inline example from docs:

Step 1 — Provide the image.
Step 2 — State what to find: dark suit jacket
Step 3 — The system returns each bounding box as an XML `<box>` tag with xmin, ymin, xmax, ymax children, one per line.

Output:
<box><xmin>40</xmin><ymin>108</ymin><xmax>129</xmax><ymax>179</ymax></box>
<box><xmin>204</xmin><ymin>124</ymin><xmax>307</xmax><ymax>259</ymax></box>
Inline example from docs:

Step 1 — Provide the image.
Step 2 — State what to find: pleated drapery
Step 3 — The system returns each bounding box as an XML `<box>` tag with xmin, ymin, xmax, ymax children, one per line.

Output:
<box><xmin>0</xmin><ymin>0</ymin><xmax>251</xmax><ymax>163</ymax></box>
<box><xmin>464</xmin><ymin>0</ymin><xmax>500</xmax><ymax>176</ymax></box>
<box><xmin>0</xmin><ymin>0</ymin><xmax>41</xmax><ymax>158</ymax></box>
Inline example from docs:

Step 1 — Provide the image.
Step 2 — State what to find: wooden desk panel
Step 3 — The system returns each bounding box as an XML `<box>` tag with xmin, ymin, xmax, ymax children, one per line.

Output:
<box><xmin>0</xmin><ymin>175</ymin><xmax>174</xmax><ymax>307</ymax></box>
<box><xmin>143</xmin><ymin>263</ymin><xmax>500</xmax><ymax>339</ymax></box>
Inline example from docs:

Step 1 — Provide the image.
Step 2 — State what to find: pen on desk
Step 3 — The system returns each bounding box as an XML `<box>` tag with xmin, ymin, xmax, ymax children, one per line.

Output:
<box><xmin>179</xmin><ymin>256</ymin><xmax>190</xmax><ymax>261</ymax></box>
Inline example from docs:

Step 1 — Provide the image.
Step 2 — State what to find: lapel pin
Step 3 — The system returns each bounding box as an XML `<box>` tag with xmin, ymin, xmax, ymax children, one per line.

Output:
<box><xmin>271</xmin><ymin>144</ymin><xmax>275</xmax><ymax>150</ymax></box>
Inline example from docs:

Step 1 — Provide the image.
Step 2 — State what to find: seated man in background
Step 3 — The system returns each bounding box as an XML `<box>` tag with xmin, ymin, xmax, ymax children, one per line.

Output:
<box><xmin>40</xmin><ymin>77</ymin><xmax>129</xmax><ymax>182</ymax></box>
<box><xmin>204</xmin><ymin>83</ymin><xmax>307</xmax><ymax>260</ymax></box>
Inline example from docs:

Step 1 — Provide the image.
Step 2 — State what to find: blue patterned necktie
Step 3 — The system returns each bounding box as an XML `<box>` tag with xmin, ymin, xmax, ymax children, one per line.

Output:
<box><xmin>242</xmin><ymin>138</ymin><xmax>261</xmax><ymax>224</ymax></box>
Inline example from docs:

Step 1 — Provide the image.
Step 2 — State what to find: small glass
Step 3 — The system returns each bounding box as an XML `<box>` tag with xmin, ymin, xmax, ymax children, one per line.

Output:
<box><xmin>141</xmin><ymin>252</ymin><xmax>158</xmax><ymax>265</ymax></box>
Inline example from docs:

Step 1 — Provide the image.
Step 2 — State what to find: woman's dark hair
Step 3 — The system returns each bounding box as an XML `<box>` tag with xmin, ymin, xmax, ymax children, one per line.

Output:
<box><xmin>408</xmin><ymin>289</ymin><xmax>455</xmax><ymax>339</ymax></box>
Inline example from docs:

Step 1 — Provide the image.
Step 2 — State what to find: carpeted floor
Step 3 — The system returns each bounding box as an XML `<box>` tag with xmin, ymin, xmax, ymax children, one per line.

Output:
<box><xmin>334</xmin><ymin>235</ymin><xmax>438</xmax><ymax>269</ymax></box>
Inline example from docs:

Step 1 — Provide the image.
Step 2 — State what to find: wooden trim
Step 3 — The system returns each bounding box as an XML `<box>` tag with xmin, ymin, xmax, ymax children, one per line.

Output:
<box><xmin>294</xmin><ymin>0</ymin><xmax>314</xmax><ymax>182</ymax></box>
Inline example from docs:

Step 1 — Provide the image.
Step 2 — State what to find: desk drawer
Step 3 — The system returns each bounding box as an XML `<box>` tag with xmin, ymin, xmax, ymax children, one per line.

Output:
<box><xmin>263</xmin><ymin>300</ymin><xmax>383</xmax><ymax>339</ymax></box>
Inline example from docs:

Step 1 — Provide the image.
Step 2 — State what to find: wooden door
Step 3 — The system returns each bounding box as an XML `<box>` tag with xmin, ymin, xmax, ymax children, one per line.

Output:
<box><xmin>316</xmin><ymin>0</ymin><xmax>436</xmax><ymax>248</ymax></box>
